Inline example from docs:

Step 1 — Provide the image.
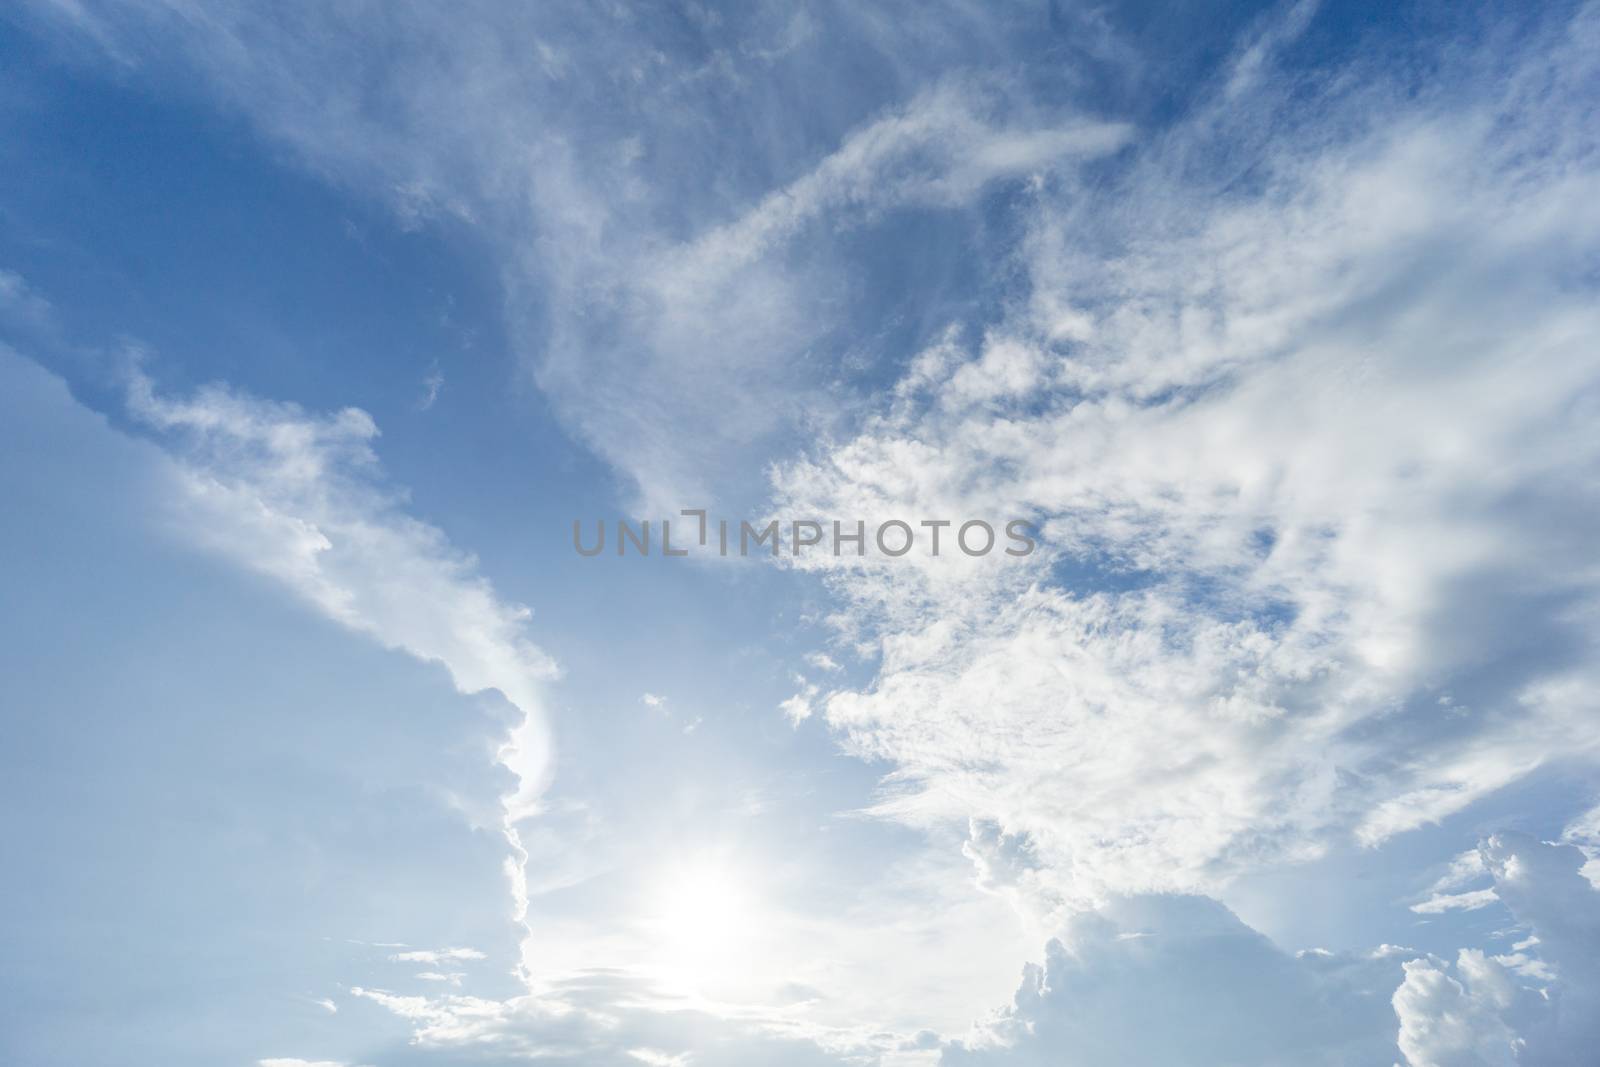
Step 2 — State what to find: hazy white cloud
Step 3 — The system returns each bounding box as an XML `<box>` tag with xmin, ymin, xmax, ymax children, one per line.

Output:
<box><xmin>0</xmin><ymin>268</ymin><xmax>55</xmax><ymax>336</ymax></box>
<box><xmin>417</xmin><ymin>362</ymin><xmax>444</xmax><ymax>411</ymax></box>
<box><xmin>663</xmin><ymin>81</ymin><xmax>1128</xmax><ymax>278</ymax></box>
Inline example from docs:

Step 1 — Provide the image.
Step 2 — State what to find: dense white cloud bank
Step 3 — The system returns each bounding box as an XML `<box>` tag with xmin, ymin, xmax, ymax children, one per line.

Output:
<box><xmin>772</xmin><ymin>3</ymin><xmax>1600</xmax><ymax>907</ymax></box>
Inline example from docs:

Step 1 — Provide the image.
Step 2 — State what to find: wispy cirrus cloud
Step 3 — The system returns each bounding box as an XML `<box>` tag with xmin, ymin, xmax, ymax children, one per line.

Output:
<box><xmin>123</xmin><ymin>363</ymin><xmax>557</xmax><ymax>947</ymax></box>
<box><xmin>17</xmin><ymin>0</ymin><xmax>1131</xmax><ymax>512</ymax></box>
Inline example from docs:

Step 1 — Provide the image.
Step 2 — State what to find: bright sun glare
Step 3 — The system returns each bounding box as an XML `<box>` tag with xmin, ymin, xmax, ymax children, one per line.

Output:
<box><xmin>649</xmin><ymin>858</ymin><xmax>760</xmax><ymax>989</ymax></box>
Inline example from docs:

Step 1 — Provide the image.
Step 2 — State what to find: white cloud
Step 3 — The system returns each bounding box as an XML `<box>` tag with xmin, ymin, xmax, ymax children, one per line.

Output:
<box><xmin>803</xmin><ymin>652</ymin><xmax>842</xmax><ymax>673</ymax></box>
<box><xmin>347</xmin><ymin>977</ymin><xmax>871</xmax><ymax>1064</ymax></box>
<box><xmin>417</xmin><ymin>362</ymin><xmax>444</xmax><ymax>411</ymax></box>
<box><xmin>122</xmin><ymin>365</ymin><xmax>557</xmax><ymax>945</ymax></box>
<box><xmin>389</xmin><ymin>947</ymin><xmax>487</xmax><ymax>964</ymax></box>
<box><xmin>1409</xmin><ymin>850</ymin><xmax>1500</xmax><ymax>914</ymax></box>
<box><xmin>1426</xmin><ymin>850</ymin><xmax>1490</xmax><ymax>895</ymax></box>
<box><xmin>1394</xmin><ymin>833</ymin><xmax>1600</xmax><ymax>1066</ymax></box>
<box><xmin>661</xmin><ymin>82</ymin><xmax>1129</xmax><ymax>279</ymax></box>
<box><xmin>1410</xmin><ymin>889</ymin><xmax>1499</xmax><ymax>916</ymax></box>
<box><xmin>628</xmin><ymin>1049</ymin><xmax>692</xmax><ymax>1067</ymax></box>
<box><xmin>0</xmin><ymin>268</ymin><xmax>55</xmax><ymax>336</ymax></box>
<box><xmin>126</xmin><ymin>367</ymin><xmax>557</xmax><ymax>811</ymax></box>
<box><xmin>779</xmin><ymin>680</ymin><xmax>820</xmax><ymax>726</ymax></box>
<box><xmin>415</xmin><ymin>971</ymin><xmax>465</xmax><ymax>985</ymax></box>
<box><xmin>1393</xmin><ymin>951</ymin><xmax>1521</xmax><ymax>1067</ymax></box>
<box><xmin>946</xmin><ymin>832</ymin><xmax>1600</xmax><ymax>1066</ymax></box>
<box><xmin>524</xmin><ymin>83</ymin><xmax>1128</xmax><ymax>511</ymax></box>
<box><xmin>944</xmin><ymin>894</ymin><xmax>1409</xmax><ymax>1065</ymax></box>
<box><xmin>961</xmin><ymin>820</ymin><xmax>1065</xmax><ymax>937</ymax></box>
<box><xmin>1560</xmin><ymin>802</ymin><xmax>1600</xmax><ymax>888</ymax></box>
<box><xmin>767</xmin><ymin>2</ymin><xmax>1600</xmax><ymax>907</ymax></box>
<box><xmin>21</xmin><ymin>2</ymin><xmax>1130</xmax><ymax>513</ymax></box>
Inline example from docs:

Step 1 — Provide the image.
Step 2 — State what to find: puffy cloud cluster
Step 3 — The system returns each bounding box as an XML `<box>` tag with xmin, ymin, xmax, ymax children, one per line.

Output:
<box><xmin>1394</xmin><ymin>833</ymin><xmax>1600</xmax><ymax>1067</ymax></box>
<box><xmin>1394</xmin><ymin>950</ymin><xmax>1522</xmax><ymax>1067</ymax></box>
<box><xmin>943</xmin><ymin>894</ymin><xmax>1405</xmax><ymax>1066</ymax></box>
<box><xmin>941</xmin><ymin>833</ymin><xmax>1600</xmax><ymax>1066</ymax></box>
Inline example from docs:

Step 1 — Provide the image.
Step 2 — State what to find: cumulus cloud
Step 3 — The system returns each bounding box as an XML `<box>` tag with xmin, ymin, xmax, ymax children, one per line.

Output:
<box><xmin>1394</xmin><ymin>832</ymin><xmax>1600</xmax><ymax>1066</ymax></box>
<box><xmin>944</xmin><ymin>832</ymin><xmax>1600</xmax><ymax>1066</ymax></box>
<box><xmin>943</xmin><ymin>895</ymin><xmax>1408</xmax><ymax>1065</ymax></box>
<box><xmin>1393</xmin><ymin>950</ymin><xmax>1521</xmax><ymax>1067</ymax></box>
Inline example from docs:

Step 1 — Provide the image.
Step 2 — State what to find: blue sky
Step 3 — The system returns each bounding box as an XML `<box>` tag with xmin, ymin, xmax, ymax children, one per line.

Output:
<box><xmin>3</xmin><ymin>2</ymin><xmax>1600</xmax><ymax>1065</ymax></box>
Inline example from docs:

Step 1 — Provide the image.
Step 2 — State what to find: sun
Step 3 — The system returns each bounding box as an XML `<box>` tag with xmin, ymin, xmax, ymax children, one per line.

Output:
<box><xmin>646</xmin><ymin>855</ymin><xmax>760</xmax><ymax>990</ymax></box>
